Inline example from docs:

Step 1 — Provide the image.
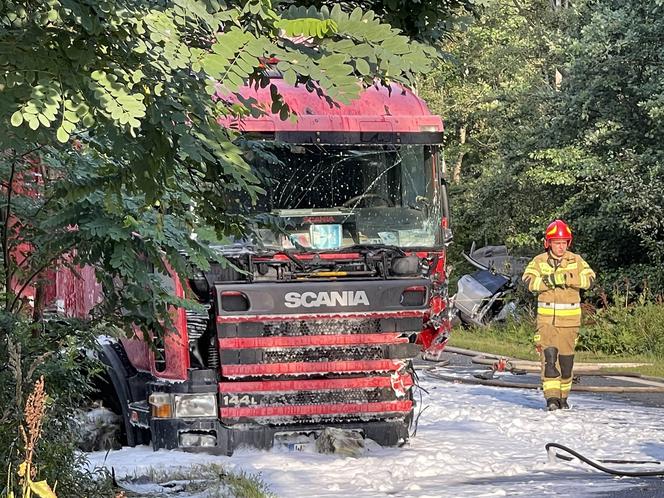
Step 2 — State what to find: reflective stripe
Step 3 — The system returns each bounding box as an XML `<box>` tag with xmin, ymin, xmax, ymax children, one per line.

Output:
<box><xmin>538</xmin><ymin>307</ymin><xmax>581</xmax><ymax>317</ymax></box>
<box><xmin>533</xmin><ymin>276</ymin><xmax>543</xmax><ymax>290</ymax></box>
<box><xmin>580</xmin><ymin>268</ymin><xmax>594</xmax><ymax>289</ymax></box>
<box><xmin>553</xmin><ymin>272</ymin><xmax>566</xmax><ymax>285</ymax></box>
<box><xmin>538</xmin><ymin>263</ymin><xmax>553</xmax><ymax>274</ymax></box>
<box><xmin>564</xmin><ymin>263</ymin><xmax>578</xmax><ymax>270</ymax></box>
<box><xmin>523</xmin><ymin>269</ymin><xmax>540</xmax><ymax>277</ymax></box>
<box><xmin>560</xmin><ymin>382</ymin><xmax>572</xmax><ymax>393</ymax></box>
<box><xmin>543</xmin><ymin>380</ymin><xmax>561</xmax><ymax>390</ymax></box>
<box><xmin>538</xmin><ymin>302</ymin><xmax>580</xmax><ymax>310</ymax></box>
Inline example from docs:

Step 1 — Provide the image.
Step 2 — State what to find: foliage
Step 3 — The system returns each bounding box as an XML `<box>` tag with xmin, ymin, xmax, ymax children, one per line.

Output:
<box><xmin>422</xmin><ymin>0</ymin><xmax>664</xmax><ymax>296</ymax></box>
<box><xmin>0</xmin><ymin>314</ymin><xmax>114</xmax><ymax>497</ymax></box>
<box><xmin>551</xmin><ymin>0</ymin><xmax>664</xmax><ymax>292</ymax></box>
<box><xmin>451</xmin><ymin>293</ymin><xmax>664</xmax><ymax>360</ymax></box>
<box><xmin>278</xmin><ymin>0</ymin><xmax>478</xmax><ymax>44</ymax></box>
<box><xmin>0</xmin><ymin>0</ymin><xmax>441</xmax><ymax>333</ymax></box>
<box><xmin>0</xmin><ymin>1</ymin><xmax>458</xmax><ymax>494</ymax></box>
<box><xmin>419</xmin><ymin>0</ymin><xmax>563</xmax><ymax>257</ymax></box>
<box><xmin>115</xmin><ymin>464</ymin><xmax>273</xmax><ymax>498</ymax></box>
<box><xmin>578</xmin><ymin>297</ymin><xmax>664</xmax><ymax>357</ymax></box>
<box><xmin>449</xmin><ymin>316</ymin><xmax>664</xmax><ymax>378</ymax></box>
<box><xmin>12</xmin><ymin>376</ymin><xmax>57</xmax><ymax>498</ymax></box>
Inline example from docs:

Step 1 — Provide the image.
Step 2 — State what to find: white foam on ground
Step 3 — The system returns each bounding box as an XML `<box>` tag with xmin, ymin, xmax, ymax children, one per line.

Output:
<box><xmin>86</xmin><ymin>369</ymin><xmax>664</xmax><ymax>497</ymax></box>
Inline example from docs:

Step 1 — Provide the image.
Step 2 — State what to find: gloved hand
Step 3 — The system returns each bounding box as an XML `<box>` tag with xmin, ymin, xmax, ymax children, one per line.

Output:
<box><xmin>544</xmin><ymin>273</ymin><xmax>567</xmax><ymax>288</ymax></box>
<box><xmin>543</xmin><ymin>274</ymin><xmax>556</xmax><ymax>288</ymax></box>
<box><xmin>553</xmin><ymin>271</ymin><xmax>567</xmax><ymax>287</ymax></box>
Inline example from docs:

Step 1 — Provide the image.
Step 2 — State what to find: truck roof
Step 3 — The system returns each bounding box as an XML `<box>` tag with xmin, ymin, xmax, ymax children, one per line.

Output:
<box><xmin>219</xmin><ymin>78</ymin><xmax>443</xmax><ymax>144</ymax></box>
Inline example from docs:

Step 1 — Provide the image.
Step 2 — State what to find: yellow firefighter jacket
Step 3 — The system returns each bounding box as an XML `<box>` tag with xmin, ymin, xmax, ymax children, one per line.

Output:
<box><xmin>522</xmin><ymin>251</ymin><xmax>595</xmax><ymax>327</ymax></box>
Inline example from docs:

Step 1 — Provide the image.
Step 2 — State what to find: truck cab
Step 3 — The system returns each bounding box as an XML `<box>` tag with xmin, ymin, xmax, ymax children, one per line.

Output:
<box><xmin>99</xmin><ymin>78</ymin><xmax>452</xmax><ymax>455</ymax></box>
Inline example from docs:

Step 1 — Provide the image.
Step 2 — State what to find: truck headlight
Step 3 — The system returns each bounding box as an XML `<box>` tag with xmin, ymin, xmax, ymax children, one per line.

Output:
<box><xmin>173</xmin><ymin>394</ymin><xmax>217</xmax><ymax>418</ymax></box>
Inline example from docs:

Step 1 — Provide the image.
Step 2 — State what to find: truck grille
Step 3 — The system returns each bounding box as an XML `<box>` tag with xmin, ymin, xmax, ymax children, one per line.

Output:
<box><xmin>263</xmin><ymin>345</ymin><xmax>384</xmax><ymax>363</ymax></box>
<box><xmin>220</xmin><ymin>387</ymin><xmax>395</xmax><ymax>407</ymax></box>
<box><xmin>260</xmin><ymin>318</ymin><xmax>382</xmax><ymax>336</ymax></box>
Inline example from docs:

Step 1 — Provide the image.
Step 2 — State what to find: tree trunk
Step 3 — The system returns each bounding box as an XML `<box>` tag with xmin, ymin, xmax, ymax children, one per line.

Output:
<box><xmin>453</xmin><ymin>125</ymin><xmax>466</xmax><ymax>184</ymax></box>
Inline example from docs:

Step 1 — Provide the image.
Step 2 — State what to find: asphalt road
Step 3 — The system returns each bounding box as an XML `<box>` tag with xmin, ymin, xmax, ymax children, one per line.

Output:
<box><xmin>429</xmin><ymin>350</ymin><xmax>664</xmax><ymax>408</ymax></box>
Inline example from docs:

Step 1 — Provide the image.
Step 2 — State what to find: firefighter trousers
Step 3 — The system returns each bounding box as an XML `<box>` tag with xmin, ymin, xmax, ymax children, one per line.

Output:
<box><xmin>534</xmin><ymin>324</ymin><xmax>579</xmax><ymax>400</ymax></box>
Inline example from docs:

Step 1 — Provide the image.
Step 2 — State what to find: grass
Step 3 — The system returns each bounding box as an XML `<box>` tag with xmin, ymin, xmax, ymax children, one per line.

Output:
<box><xmin>449</xmin><ymin>327</ymin><xmax>664</xmax><ymax>378</ymax></box>
<box><xmin>118</xmin><ymin>464</ymin><xmax>273</xmax><ymax>498</ymax></box>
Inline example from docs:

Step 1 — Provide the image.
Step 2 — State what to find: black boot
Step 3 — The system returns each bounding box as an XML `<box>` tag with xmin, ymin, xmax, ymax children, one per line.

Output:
<box><xmin>546</xmin><ymin>398</ymin><xmax>561</xmax><ymax>411</ymax></box>
<box><xmin>560</xmin><ymin>398</ymin><xmax>570</xmax><ymax>409</ymax></box>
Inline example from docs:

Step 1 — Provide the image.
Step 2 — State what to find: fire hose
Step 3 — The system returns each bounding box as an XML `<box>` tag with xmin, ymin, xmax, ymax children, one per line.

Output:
<box><xmin>546</xmin><ymin>443</ymin><xmax>664</xmax><ymax>477</ymax></box>
<box><xmin>435</xmin><ymin>346</ymin><xmax>664</xmax><ymax>393</ymax></box>
<box><xmin>446</xmin><ymin>346</ymin><xmax>654</xmax><ymax>372</ymax></box>
<box><xmin>423</xmin><ymin>369</ymin><xmax>664</xmax><ymax>393</ymax></box>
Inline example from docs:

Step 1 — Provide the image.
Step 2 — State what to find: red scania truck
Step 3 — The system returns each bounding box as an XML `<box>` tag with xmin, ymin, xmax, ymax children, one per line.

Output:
<box><xmin>40</xmin><ymin>77</ymin><xmax>452</xmax><ymax>455</ymax></box>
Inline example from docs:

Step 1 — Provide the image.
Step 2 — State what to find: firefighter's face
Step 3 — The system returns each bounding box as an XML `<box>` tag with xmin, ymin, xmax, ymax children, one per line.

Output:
<box><xmin>549</xmin><ymin>239</ymin><xmax>569</xmax><ymax>257</ymax></box>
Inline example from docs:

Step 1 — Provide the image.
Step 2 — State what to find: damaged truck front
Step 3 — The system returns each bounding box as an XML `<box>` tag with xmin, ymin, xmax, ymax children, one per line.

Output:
<box><xmin>98</xmin><ymin>77</ymin><xmax>453</xmax><ymax>455</ymax></box>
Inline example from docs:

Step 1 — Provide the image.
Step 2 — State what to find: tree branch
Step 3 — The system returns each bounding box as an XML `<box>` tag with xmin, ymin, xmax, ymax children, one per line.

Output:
<box><xmin>3</xmin><ymin>160</ymin><xmax>17</xmax><ymax>310</ymax></box>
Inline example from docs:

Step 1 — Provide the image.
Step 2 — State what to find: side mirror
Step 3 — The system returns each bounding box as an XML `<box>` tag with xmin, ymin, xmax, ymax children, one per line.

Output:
<box><xmin>442</xmin><ymin>228</ymin><xmax>453</xmax><ymax>245</ymax></box>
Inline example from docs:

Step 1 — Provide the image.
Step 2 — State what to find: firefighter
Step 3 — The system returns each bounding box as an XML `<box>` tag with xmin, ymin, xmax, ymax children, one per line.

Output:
<box><xmin>521</xmin><ymin>220</ymin><xmax>595</xmax><ymax>411</ymax></box>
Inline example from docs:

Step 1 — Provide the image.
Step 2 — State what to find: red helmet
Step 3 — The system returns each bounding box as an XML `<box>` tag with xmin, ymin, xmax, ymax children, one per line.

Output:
<box><xmin>544</xmin><ymin>219</ymin><xmax>572</xmax><ymax>248</ymax></box>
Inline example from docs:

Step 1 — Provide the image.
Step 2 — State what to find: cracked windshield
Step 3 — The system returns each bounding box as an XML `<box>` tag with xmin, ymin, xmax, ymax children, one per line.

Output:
<box><xmin>245</xmin><ymin>144</ymin><xmax>440</xmax><ymax>250</ymax></box>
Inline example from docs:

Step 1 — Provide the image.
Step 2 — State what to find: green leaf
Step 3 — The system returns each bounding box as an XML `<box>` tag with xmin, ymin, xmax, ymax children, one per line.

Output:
<box><xmin>38</xmin><ymin>113</ymin><xmax>51</xmax><ymax>127</ymax></box>
<box><xmin>350</xmin><ymin>7</ymin><xmax>363</xmax><ymax>21</ymax></box>
<box><xmin>56</xmin><ymin>126</ymin><xmax>70</xmax><ymax>142</ymax></box>
<box><xmin>355</xmin><ymin>58</ymin><xmax>371</xmax><ymax>75</ymax></box>
<box><xmin>283</xmin><ymin>69</ymin><xmax>297</xmax><ymax>86</ymax></box>
<box><xmin>62</xmin><ymin>120</ymin><xmax>76</xmax><ymax>133</ymax></box>
<box><xmin>319</xmin><ymin>54</ymin><xmax>347</xmax><ymax>69</ymax></box>
<box><xmin>10</xmin><ymin>110</ymin><xmax>23</xmax><ymax>126</ymax></box>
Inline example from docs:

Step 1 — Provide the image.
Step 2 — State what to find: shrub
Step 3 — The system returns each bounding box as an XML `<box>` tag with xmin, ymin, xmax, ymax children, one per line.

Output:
<box><xmin>454</xmin><ymin>297</ymin><xmax>664</xmax><ymax>359</ymax></box>
<box><xmin>578</xmin><ymin>301</ymin><xmax>664</xmax><ymax>356</ymax></box>
<box><xmin>0</xmin><ymin>313</ymin><xmax>114</xmax><ymax>497</ymax></box>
